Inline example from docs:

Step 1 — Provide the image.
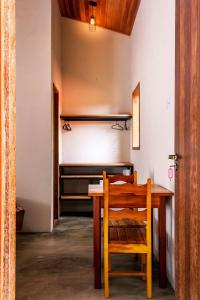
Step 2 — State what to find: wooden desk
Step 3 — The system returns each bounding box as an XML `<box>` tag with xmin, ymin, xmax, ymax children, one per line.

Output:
<box><xmin>88</xmin><ymin>184</ymin><xmax>174</xmax><ymax>289</ymax></box>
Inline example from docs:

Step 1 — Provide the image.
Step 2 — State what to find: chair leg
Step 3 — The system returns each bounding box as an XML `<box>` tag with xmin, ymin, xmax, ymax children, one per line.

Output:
<box><xmin>141</xmin><ymin>254</ymin><xmax>146</xmax><ymax>280</ymax></box>
<box><xmin>108</xmin><ymin>253</ymin><xmax>112</xmax><ymax>272</ymax></box>
<box><xmin>104</xmin><ymin>250</ymin><xmax>110</xmax><ymax>298</ymax></box>
<box><xmin>146</xmin><ymin>252</ymin><xmax>152</xmax><ymax>299</ymax></box>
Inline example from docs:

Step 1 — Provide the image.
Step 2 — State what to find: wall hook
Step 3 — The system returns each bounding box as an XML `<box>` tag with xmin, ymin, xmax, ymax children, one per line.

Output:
<box><xmin>63</xmin><ymin>121</ymin><xmax>72</xmax><ymax>131</ymax></box>
<box><xmin>111</xmin><ymin>121</ymin><xmax>123</xmax><ymax>131</ymax></box>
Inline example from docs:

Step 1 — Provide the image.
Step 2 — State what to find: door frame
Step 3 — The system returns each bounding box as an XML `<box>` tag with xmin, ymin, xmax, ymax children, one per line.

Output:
<box><xmin>1</xmin><ymin>0</ymin><xmax>200</xmax><ymax>299</ymax></box>
<box><xmin>0</xmin><ymin>1</ymin><xmax>16</xmax><ymax>299</ymax></box>
<box><xmin>175</xmin><ymin>0</ymin><xmax>200</xmax><ymax>299</ymax></box>
<box><xmin>53</xmin><ymin>84</ymin><xmax>59</xmax><ymax>222</ymax></box>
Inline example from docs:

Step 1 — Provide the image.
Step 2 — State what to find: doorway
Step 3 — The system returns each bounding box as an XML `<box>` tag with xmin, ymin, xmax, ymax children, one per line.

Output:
<box><xmin>0</xmin><ymin>0</ymin><xmax>16</xmax><ymax>299</ymax></box>
<box><xmin>53</xmin><ymin>84</ymin><xmax>59</xmax><ymax>222</ymax></box>
<box><xmin>1</xmin><ymin>0</ymin><xmax>200</xmax><ymax>299</ymax></box>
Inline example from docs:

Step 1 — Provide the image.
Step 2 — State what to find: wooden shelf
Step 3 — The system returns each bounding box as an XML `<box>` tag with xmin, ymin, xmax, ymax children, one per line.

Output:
<box><xmin>60</xmin><ymin>114</ymin><xmax>132</xmax><ymax>122</ymax></box>
<box><xmin>61</xmin><ymin>175</ymin><xmax>103</xmax><ymax>179</ymax></box>
<box><xmin>60</xmin><ymin>195</ymin><xmax>91</xmax><ymax>200</ymax></box>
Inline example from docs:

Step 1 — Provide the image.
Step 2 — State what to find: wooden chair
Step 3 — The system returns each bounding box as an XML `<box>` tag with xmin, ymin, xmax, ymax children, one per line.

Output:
<box><xmin>103</xmin><ymin>170</ymin><xmax>145</xmax><ymax>229</ymax></box>
<box><xmin>103</xmin><ymin>178</ymin><xmax>152</xmax><ymax>298</ymax></box>
<box><xmin>103</xmin><ymin>170</ymin><xmax>145</xmax><ymax>275</ymax></box>
<box><xmin>102</xmin><ymin>170</ymin><xmax>137</xmax><ymax>184</ymax></box>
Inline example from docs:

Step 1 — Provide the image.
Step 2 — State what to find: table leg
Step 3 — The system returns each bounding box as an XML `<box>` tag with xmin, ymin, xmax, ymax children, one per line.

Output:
<box><xmin>151</xmin><ymin>209</ymin><xmax>154</xmax><ymax>264</ymax></box>
<box><xmin>93</xmin><ymin>196</ymin><xmax>101</xmax><ymax>289</ymax></box>
<box><xmin>158</xmin><ymin>198</ymin><xmax>167</xmax><ymax>288</ymax></box>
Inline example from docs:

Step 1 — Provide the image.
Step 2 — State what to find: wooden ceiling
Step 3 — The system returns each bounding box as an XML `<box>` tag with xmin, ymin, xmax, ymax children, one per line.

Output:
<box><xmin>58</xmin><ymin>0</ymin><xmax>141</xmax><ymax>35</ymax></box>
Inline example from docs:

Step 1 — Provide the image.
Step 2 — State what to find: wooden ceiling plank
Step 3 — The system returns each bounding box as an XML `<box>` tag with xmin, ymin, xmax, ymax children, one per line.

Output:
<box><xmin>67</xmin><ymin>0</ymin><xmax>80</xmax><ymax>20</ymax></box>
<box><xmin>119</xmin><ymin>0</ymin><xmax>127</xmax><ymax>33</ymax></box>
<box><xmin>126</xmin><ymin>0</ymin><xmax>141</xmax><ymax>35</ymax></box>
<box><xmin>121</xmin><ymin>0</ymin><xmax>134</xmax><ymax>35</ymax></box>
<box><xmin>79</xmin><ymin>0</ymin><xmax>88</xmax><ymax>23</ymax></box>
<box><xmin>96</xmin><ymin>0</ymin><xmax>107</xmax><ymax>27</ymax></box>
<box><xmin>105</xmin><ymin>0</ymin><xmax>117</xmax><ymax>31</ymax></box>
<box><xmin>112</xmin><ymin>0</ymin><xmax>123</xmax><ymax>31</ymax></box>
<box><xmin>73</xmin><ymin>0</ymin><xmax>82</xmax><ymax>20</ymax></box>
<box><xmin>67</xmin><ymin>0</ymin><xmax>75</xmax><ymax>18</ymax></box>
<box><xmin>84</xmin><ymin>0</ymin><xmax>90</xmax><ymax>21</ymax></box>
<box><xmin>63</xmin><ymin>0</ymin><xmax>71</xmax><ymax>16</ymax></box>
<box><xmin>58</xmin><ymin>0</ymin><xmax>66</xmax><ymax>16</ymax></box>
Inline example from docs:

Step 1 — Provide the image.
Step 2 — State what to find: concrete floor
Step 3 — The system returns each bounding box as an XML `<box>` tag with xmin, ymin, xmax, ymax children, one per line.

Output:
<box><xmin>16</xmin><ymin>217</ymin><xmax>175</xmax><ymax>300</ymax></box>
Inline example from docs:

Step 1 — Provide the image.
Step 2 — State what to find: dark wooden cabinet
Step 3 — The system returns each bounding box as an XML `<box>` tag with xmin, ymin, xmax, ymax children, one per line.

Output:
<box><xmin>59</xmin><ymin>163</ymin><xmax>133</xmax><ymax>216</ymax></box>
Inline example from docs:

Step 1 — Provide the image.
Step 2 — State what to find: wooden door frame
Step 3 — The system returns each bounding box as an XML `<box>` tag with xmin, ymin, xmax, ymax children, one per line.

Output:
<box><xmin>0</xmin><ymin>1</ymin><xmax>16</xmax><ymax>299</ymax></box>
<box><xmin>1</xmin><ymin>0</ymin><xmax>200</xmax><ymax>299</ymax></box>
<box><xmin>53</xmin><ymin>84</ymin><xmax>59</xmax><ymax>221</ymax></box>
<box><xmin>175</xmin><ymin>0</ymin><xmax>200</xmax><ymax>299</ymax></box>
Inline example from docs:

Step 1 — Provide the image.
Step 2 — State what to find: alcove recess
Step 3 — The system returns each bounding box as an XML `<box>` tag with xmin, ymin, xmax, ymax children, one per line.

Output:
<box><xmin>59</xmin><ymin>114</ymin><xmax>133</xmax><ymax>215</ymax></box>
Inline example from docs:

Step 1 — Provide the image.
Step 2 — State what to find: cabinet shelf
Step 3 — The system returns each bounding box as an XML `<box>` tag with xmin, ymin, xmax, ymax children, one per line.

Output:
<box><xmin>60</xmin><ymin>195</ymin><xmax>91</xmax><ymax>200</ymax></box>
<box><xmin>59</xmin><ymin>163</ymin><xmax>134</xmax><ymax>215</ymax></box>
<box><xmin>61</xmin><ymin>175</ymin><xmax>103</xmax><ymax>179</ymax></box>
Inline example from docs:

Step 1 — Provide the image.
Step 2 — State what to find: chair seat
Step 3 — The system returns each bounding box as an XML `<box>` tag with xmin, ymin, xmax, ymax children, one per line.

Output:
<box><xmin>109</xmin><ymin>226</ymin><xmax>146</xmax><ymax>244</ymax></box>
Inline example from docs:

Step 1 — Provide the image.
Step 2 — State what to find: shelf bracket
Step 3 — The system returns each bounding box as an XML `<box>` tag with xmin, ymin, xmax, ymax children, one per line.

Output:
<box><xmin>124</xmin><ymin>120</ymin><xmax>128</xmax><ymax>130</ymax></box>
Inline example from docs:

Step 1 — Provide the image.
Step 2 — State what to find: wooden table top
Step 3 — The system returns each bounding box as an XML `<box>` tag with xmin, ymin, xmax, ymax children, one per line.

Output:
<box><xmin>60</xmin><ymin>162</ymin><xmax>133</xmax><ymax>167</ymax></box>
<box><xmin>88</xmin><ymin>184</ymin><xmax>174</xmax><ymax>197</ymax></box>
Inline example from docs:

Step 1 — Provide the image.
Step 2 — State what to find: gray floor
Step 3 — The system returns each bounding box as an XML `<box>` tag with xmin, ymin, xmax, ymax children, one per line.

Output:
<box><xmin>16</xmin><ymin>217</ymin><xmax>175</xmax><ymax>300</ymax></box>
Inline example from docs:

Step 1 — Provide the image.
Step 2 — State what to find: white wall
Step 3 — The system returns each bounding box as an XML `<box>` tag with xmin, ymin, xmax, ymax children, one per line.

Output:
<box><xmin>129</xmin><ymin>0</ymin><xmax>175</xmax><ymax>286</ymax></box>
<box><xmin>16</xmin><ymin>0</ymin><xmax>53</xmax><ymax>232</ymax></box>
<box><xmin>61</xmin><ymin>19</ymin><xmax>131</xmax><ymax>163</ymax></box>
<box><xmin>52</xmin><ymin>0</ymin><xmax>62</xmax><ymax>94</ymax></box>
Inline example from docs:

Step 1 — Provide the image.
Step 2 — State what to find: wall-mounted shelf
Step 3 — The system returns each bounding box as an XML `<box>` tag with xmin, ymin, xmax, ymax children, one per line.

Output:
<box><xmin>60</xmin><ymin>114</ymin><xmax>132</xmax><ymax>131</ymax></box>
<box><xmin>60</xmin><ymin>114</ymin><xmax>132</xmax><ymax>122</ymax></box>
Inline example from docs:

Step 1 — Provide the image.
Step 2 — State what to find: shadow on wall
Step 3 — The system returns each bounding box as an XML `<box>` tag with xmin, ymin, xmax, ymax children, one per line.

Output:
<box><xmin>17</xmin><ymin>197</ymin><xmax>51</xmax><ymax>232</ymax></box>
<box><xmin>166</xmin><ymin>199</ymin><xmax>175</xmax><ymax>285</ymax></box>
<box><xmin>152</xmin><ymin>198</ymin><xmax>175</xmax><ymax>287</ymax></box>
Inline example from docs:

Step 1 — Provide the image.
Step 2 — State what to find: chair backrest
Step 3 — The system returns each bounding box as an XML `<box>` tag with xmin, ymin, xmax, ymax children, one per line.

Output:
<box><xmin>103</xmin><ymin>178</ymin><xmax>152</xmax><ymax>246</ymax></box>
<box><xmin>102</xmin><ymin>170</ymin><xmax>137</xmax><ymax>184</ymax></box>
